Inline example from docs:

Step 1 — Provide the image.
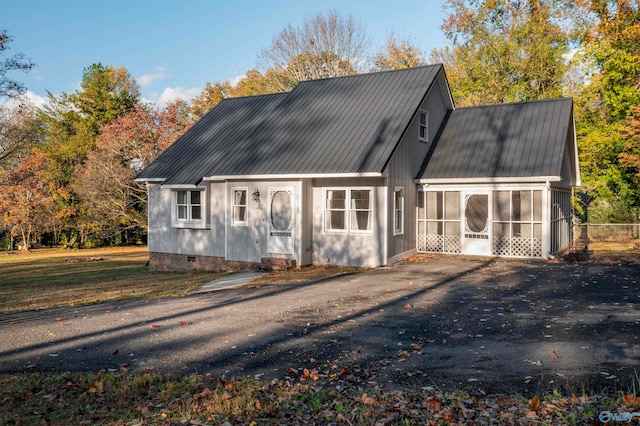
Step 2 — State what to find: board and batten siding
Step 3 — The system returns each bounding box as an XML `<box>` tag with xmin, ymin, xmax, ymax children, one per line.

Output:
<box><xmin>311</xmin><ymin>177</ymin><xmax>386</xmax><ymax>267</ymax></box>
<box><xmin>385</xmin><ymin>74</ymin><xmax>452</xmax><ymax>261</ymax></box>
<box><xmin>147</xmin><ymin>182</ymin><xmax>225</xmax><ymax>257</ymax></box>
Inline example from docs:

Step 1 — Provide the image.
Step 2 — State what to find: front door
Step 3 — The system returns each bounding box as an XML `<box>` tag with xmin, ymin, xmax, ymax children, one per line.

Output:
<box><xmin>267</xmin><ymin>188</ymin><xmax>294</xmax><ymax>254</ymax></box>
<box><xmin>461</xmin><ymin>192</ymin><xmax>491</xmax><ymax>255</ymax></box>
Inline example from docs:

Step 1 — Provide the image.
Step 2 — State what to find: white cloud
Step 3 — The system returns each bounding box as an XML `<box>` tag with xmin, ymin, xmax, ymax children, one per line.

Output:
<box><xmin>230</xmin><ymin>74</ymin><xmax>245</xmax><ymax>86</ymax></box>
<box><xmin>138</xmin><ymin>67</ymin><xmax>169</xmax><ymax>88</ymax></box>
<box><xmin>0</xmin><ymin>91</ymin><xmax>49</xmax><ymax>110</ymax></box>
<box><xmin>145</xmin><ymin>86</ymin><xmax>201</xmax><ymax>108</ymax></box>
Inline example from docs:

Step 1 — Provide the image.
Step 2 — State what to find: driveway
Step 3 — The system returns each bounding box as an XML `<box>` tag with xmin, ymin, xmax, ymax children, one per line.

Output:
<box><xmin>1</xmin><ymin>256</ymin><xmax>639</xmax><ymax>396</ymax></box>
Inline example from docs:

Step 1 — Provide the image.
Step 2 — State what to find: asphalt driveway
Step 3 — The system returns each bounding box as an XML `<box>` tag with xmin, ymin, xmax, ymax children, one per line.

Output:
<box><xmin>1</xmin><ymin>256</ymin><xmax>639</xmax><ymax>396</ymax></box>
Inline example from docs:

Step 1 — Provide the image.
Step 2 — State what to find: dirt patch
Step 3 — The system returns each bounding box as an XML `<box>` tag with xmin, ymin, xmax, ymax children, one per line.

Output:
<box><xmin>555</xmin><ymin>249</ymin><xmax>640</xmax><ymax>265</ymax></box>
<box><xmin>249</xmin><ymin>264</ymin><xmax>362</xmax><ymax>285</ymax></box>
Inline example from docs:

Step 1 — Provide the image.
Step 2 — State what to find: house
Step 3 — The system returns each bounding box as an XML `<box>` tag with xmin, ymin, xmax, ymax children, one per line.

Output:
<box><xmin>136</xmin><ymin>65</ymin><xmax>579</xmax><ymax>271</ymax></box>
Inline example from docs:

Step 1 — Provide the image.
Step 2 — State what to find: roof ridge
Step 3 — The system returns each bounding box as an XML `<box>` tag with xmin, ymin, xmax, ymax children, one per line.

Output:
<box><xmin>294</xmin><ymin>64</ymin><xmax>442</xmax><ymax>85</ymax></box>
<box><xmin>454</xmin><ymin>97</ymin><xmax>572</xmax><ymax>111</ymax></box>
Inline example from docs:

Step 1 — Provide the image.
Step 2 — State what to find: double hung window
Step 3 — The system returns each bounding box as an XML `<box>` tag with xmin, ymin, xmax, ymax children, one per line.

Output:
<box><xmin>232</xmin><ymin>188</ymin><xmax>248</xmax><ymax>225</ymax></box>
<box><xmin>394</xmin><ymin>187</ymin><xmax>404</xmax><ymax>235</ymax></box>
<box><xmin>176</xmin><ymin>190</ymin><xmax>202</xmax><ymax>221</ymax></box>
<box><xmin>324</xmin><ymin>188</ymin><xmax>373</xmax><ymax>233</ymax></box>
<box><xmin>419</xmin><ymin>110</ymin><xmax>428</xmax><ymax>142</ymax></box>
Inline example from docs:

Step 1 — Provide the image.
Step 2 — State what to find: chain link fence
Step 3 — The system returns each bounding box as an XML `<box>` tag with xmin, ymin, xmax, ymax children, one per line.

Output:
<box><xmin>572</xmin><ymin>223</ymin><xmax>640</xmax><ymax>250</ymax></box>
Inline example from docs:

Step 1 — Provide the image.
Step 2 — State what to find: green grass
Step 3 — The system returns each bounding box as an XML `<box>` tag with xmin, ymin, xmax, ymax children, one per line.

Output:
<box><xmin>0</xmin><ymin>247</ymin><xmax>229</xmax><ymax>312</ymax></box>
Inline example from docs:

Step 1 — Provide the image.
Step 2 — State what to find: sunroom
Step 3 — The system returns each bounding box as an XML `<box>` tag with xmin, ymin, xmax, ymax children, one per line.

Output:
<box><xmin>414</xmin><ymin>98</ymin><xmax>579</xmax><ymax>259</ymax></box>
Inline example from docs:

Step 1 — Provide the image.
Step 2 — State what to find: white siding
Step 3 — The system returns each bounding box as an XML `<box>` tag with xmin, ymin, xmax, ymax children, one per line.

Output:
<box><xmin>225</xmin><ymin>180</ymin><xmax>302</xmax><ymax>264</ymax></box>
<box><xmin>385</xmin><ymin>73</ymin><xmax>452</xmax><ymax>259</ymax></box>
<box><xmin>311</xmin><ymin>177</ymin><xmax>386</xmax><ymax>267</ymax></box>
<box><xmin>147</xmin><ymin>182</ymin><xmax>225</xmax><ymax>257</ymax></box>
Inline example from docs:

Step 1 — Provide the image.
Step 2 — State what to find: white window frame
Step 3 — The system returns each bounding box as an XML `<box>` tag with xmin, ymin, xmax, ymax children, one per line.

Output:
<box><xmin>323</xmin><ymin>187</ymin><xmax>374</xmax><ymax>234</ymax></box>
<box><xmin>394</xmin><ymin>187</ymin><xmax>404</xmax><ymax>235</ymax></box>
<box><xmin>231</xmin><ymin>187</ymin><xmax>248</xmax><ymax>226</ymax></box>
<box><xmin>172</xmin><ymin>189</ymin><xmax>206</xmax><ymax>229</ymax></box>
<box><xmin>418</xmin><ymin>110</ymin><xmax>428</xmax><ymax>142</ymax></box>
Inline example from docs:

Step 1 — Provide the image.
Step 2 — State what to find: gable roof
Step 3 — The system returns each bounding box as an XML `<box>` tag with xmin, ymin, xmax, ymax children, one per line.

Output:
<box><xmin>137</xmin><ymin>65</ymin><xmax>444</xmax><ymax>185</ymax></box>
<box><xmin>417</xmin><ymin>98</ymin><xmax>574</xmax><ymax>182</ymax></box>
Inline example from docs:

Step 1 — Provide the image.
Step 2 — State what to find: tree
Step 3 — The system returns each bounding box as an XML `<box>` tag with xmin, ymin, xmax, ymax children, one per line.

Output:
<box><xmin>191</xmin><ymin>81</ymin><xmax>232</xmax><ymax>120</ymax></box>
<box><xmin>571</xmin><ymin>0</ymin><xmax>640</xmax><ymax>217</ymax></box>
<box><xmin>70</xmin><ymin>63</ymin><xmax>141</xmax><ymax>135</ymax></box>
<box><xmin>258</xmin><ymin>10</ymin><xmax>369</xmax><ymax>91</ymax></box>
<box><xmin>232</xmin><ymin>69</ymin><xmax>279</xmax><ymax>97</ymax></box>
<box><xmin>575</xmin><ymin>0</ymin><xmax>639</xmax><ymax>121</ymax></box>
<box><xmin>431</xmin><ymin>0</ymin><xmax>570</xmax><ymax>106</ymax></box>
<box><xmin>0</xmin><ymin>30</ymin><xmax>34</xmax><ymax>98</ymax></box>
<box><xmin>372</xmin><ymin>33</ymin><xmax>426</xmax><ymax>71</ymax></box>
<box><xmin>0</xmin><ymin>100</ymin><xmax>43</xmax><ymax>172</ymax></box>
<box><xmin>72</xmin><ymin>100</ymin><xmax>191</xmax><ymax>244</ymax></box>
<box><xmin>37</xmin><ymin>63</ymin><xmax>142</xmax><ymax>244</ymax></box>
<box><xmin>0</xmin><ymin>148</ymin><xmax>56</xmax><ymax>251</ymax></box>
<box><xmin>620</xmin><ymin>106</ymin><xmax>640</xmax><ymax>173</ymax></box>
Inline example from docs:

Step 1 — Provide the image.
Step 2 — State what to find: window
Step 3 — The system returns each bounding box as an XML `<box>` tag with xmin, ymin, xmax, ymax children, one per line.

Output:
<box><xmin>394</xmin><ymin>187</ymin><xmax>404</xmax><ymax>235</ymax></box>
<box><xmin>324</xmin><ymin>188</ymin><xmax>373</xmax><ymax>233</ymax></box>
<box><xmin>418</xmin><ymin>110</ymin><xmax>428</xmax><ymax>142</ymax></box>
<box><xmin>232</xmin><ymin>188</ymin><xmax>248</xmax><ymax>225</ymax></box>
<box><xmin>175</xmin><ymin>190</ymin><xmax>202</xmax><ymax>221</ymax></box>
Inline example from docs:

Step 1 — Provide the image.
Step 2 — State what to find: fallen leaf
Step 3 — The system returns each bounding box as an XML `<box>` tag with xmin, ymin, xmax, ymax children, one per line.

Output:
<box><xmin>362</xmin><ymin>393</ymin><xmax>377</xmax><ymax>406</ymax></box>
<box><xmin>551</xmin><ymin>351</ymin><xmax>557</xmax><ymax>359</ymax></box>
<box><xmin>55</xmin><ymin>317</ymin><xmax>62</xmax><ymax>321</ymax></box>
<box><xmin>221</xmin><ymin>391</ymin><xmax>233</xmax><ymax>400</ymax></box>
<box><xmin>180</xmin><ymin>321</ymin><xmax>191</xmax><ymax>326</ymax></box>
<box><xmin>88</xmin><ymin>380</ymin><xmax>103</xmax><ymax>394</ymax></box>
<box><xmin>150</xmin><ymin>324</ymin><xmax>158</xmax><ymax>329</ymax></box>
<box><xmin>9</xmin><ymin>321</ymin><xmax>16</xmax><ymax>325</ymax></box>
<box><xmin>404</xmin><ymin>303</ymin><xmax>414</xmax><ymax>309</ymax></box>
<box><xmin>623</xmin><ymin>394</ymin><xmax>640</xmax><ymax>406</ymax></box>
<box><xmin>410</xmin><ymin>343</ymin><xmax>423</xmax><ymax>350</ymax></box>
<box><xmin>529</xmin><ymin>395</ymin><xmax>540</xmax><ymax>411</ymax></box>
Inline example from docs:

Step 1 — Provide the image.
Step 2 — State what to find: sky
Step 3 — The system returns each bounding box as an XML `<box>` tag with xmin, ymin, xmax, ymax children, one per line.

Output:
<box><xmin>4</xmin><ymin>0</ymin><xmax>449</xmax><ymax>108</ymax></box>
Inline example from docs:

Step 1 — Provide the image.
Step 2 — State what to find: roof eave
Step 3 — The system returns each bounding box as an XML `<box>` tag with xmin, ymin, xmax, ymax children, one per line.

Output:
<box><xmin>203</xmin><ymin>172</ymin><xmax>383</xmax><ymax>181</ymax></box>
<box><xmin>134</xmin><ymin>177</ymin><xmax>166</xmax><ymax>183</ymax></box>
<box><xmin>414</xmin><ymin>176</ymin><xmax>562</xmax><ymax>185</ymax></box>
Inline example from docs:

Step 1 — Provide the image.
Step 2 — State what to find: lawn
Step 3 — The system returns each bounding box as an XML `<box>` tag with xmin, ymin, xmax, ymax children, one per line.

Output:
<box><xmin>0</xmin><ymin>246</ymin><xmax>229</xmax><ymax>312</ymax></box>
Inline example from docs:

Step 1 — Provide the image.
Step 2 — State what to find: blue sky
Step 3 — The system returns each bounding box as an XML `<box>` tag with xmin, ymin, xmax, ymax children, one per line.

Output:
<box><xmin>5</xmin><ymin>0</ymin><xmax>448</xmax><ymax>107</ymax></box>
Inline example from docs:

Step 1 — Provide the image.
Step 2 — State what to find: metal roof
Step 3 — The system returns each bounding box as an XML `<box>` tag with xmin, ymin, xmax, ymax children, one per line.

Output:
<box><xmin>137</xmin><ymin>65</ymin><xmax>443</xmax><ymax>185</ymax></box>
<box><xmin>418</xmin><ymin>98</ymin><xmax>574</xmax><ymax>180</ymax></box>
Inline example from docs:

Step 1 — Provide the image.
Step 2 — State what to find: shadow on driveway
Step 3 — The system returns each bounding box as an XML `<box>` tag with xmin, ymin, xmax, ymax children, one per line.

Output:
<box><xmin>1</xmin><ymin>256</ymin><xmax>639</xmax><ymax>396</ymax></box>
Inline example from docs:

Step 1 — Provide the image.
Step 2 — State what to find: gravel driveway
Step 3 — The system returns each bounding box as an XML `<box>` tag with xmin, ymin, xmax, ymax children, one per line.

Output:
<box><xmin>1</xmin><ymin>256</ymin><xmax>639</xmax><ymax>396</ymax></box>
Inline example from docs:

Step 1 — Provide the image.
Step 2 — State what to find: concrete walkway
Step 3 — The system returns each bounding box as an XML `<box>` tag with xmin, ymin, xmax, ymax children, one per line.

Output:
<box><xmin>191</xmin><ymin>272</ymin><xmax>267</xmax><ymax>293</ymax></box>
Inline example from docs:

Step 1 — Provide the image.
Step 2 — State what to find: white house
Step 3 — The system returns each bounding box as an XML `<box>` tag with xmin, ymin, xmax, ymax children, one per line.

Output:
<box><xmin>136</xmin><ymin>65</ymin><xmax>579</xmax><ymax>271</ymax></box>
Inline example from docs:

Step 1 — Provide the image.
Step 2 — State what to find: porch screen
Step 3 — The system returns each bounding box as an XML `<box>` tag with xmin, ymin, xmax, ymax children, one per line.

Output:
<box><xmin>465</xmin><ymin>194</ymin><xmax>488</xmax><ymax>235</ymax></box>
<box><xmin>492</xmin><ymin>190</ymin><xmax>542</xmax><ymax>257</ymax></box>
<box><xmin>417</xmin><ymin>191</ymin><xmax>460</xmax><ymax>253</ymax></box>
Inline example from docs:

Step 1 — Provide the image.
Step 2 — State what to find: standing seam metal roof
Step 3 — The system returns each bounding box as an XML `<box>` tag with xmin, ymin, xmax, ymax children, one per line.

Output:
<box><xmin>418</xmin><ymin>98</ymin><xmax>573</xmax><ymax>180</ymax></box>
<box><xmin>137</xmin><ymin>65</ymin><xmax>443</xmax><ymax>185</ymax></box>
